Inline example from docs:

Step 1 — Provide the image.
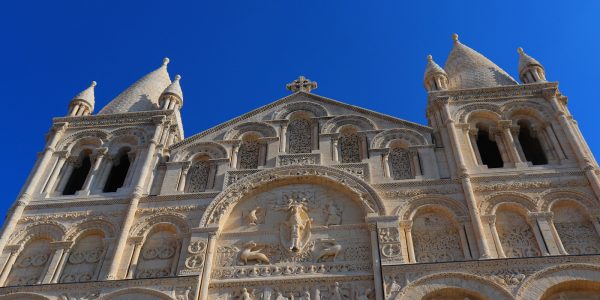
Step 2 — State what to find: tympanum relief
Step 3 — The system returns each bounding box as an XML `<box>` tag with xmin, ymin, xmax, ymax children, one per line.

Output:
<box><xmin>213</xmin><ymin>184</ymin><xmax>372</xmax><ymax>283</ymax></box>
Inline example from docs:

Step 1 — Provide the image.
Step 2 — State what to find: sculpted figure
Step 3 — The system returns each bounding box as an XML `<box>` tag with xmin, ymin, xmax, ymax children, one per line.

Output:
<box><xmin>247</xmin><ymin>207</ymin><xmax>265</xmax><ymax>226</ymax></box>
<box><xmin>240</xmin><ymin>241</ymin><xmax>270</xmax><ymax>265</ymax></box>
<box><xmin>301</xmin><ymin>290</ymin><xmax>311</xmax><ymax>300</ymax></box>
<box><xmin>281</xmin><ymin>202</ymin><xmax>312</xmax><ymax>252</ymax></box>
<box><xmin>330</xmin><ymin>282</ymin><xmax>342</xmax><ymax>300</ymax></box>
<box><xmin>275</xmin><ymin>291</ymin><xmax>288</xmax><ymax>300</ymax></box>
<box><xmin>355</xmin><ymin>288</ymin><xmax>372</xmax><ymax>300</ymax></box>
<box><xmin>241</xmin><ymin>288</ymin><xmax>252</xmax><ymax>300</ymax></box>
<box><xmin>324</xmin><ymin>202</ymin><xmax>342</xmax><ymax>226</ymax></box>
<box><xmin>315</xmin><ymin>239</ymin><xmax>342</xmax><ymax>262</ymax></box>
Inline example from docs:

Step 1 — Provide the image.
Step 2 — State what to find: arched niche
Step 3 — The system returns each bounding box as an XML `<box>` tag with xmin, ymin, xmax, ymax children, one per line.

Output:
<box><xmin>422</xmin><ymin>288</ymin><xmax>486</xmax><ymax>300</ymax></box>
<box><xmin>551</xmin><ymin>200</ymin><xmax>600</xmax><ymax>255</ymax></box>
<box><xmin>102</xmin><ymin>288</ymin><xmax>172</xmax><ymax>300</ymax></box>
<box><xmin>541</xmin><ymin>280</ymin><xmax>600</xmax><ymax>300</ymax></box>
<box><xmin>399</xmin><ymin>272</ymin><xmax>512</xmax><ymax>300</ymax></box>
<box><xmin>410</xmin><ymin>205</ymin><xmax>465</xmax><ymax>263</ymax></box>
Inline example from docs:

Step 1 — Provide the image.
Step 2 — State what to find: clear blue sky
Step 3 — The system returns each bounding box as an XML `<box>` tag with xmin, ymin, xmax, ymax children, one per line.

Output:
<box><xmin>1</xmin><ymin>1</ymin><xmax>599</xmax><ymax>219</ymax></box>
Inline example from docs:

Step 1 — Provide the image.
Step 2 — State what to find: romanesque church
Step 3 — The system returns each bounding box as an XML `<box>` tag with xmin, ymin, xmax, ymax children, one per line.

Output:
<box><xmin>0</xmin><ymin>34</ymin><xmax>599</xmax><ymax>300</ymax></box>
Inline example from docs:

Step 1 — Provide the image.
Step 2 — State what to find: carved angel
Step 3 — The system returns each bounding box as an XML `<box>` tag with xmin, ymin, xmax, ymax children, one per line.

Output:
<box><xmin>240</xmin><ymin>241</ymin><xmax>270</xmax><ymax>265</ymax></box>
<box><xmin>246</xmin><ymin>206</ymin><xmax>265</xmax><ymax>226</ymax></box>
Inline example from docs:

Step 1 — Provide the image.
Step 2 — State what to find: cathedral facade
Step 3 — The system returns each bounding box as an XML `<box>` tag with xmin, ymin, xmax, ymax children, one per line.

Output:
<box><xmin>1</xmin><ymin>35</ymin><xmax>600</xmax><ymax>300</ymax></box>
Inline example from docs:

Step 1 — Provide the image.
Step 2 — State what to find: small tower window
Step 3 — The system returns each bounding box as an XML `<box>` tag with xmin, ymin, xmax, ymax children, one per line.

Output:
<box><xmin>476</xmin><ymin>125</ymin><xmax>503</xmax><ymax>168</ymax></box>
<box><xmin>103</xmin><ymin>149</ymin><xmax>131</xmax><ymax>193</ymax></box>
<box><xmin>517</xmin><ymin>120</ymin><xmax>548</xmax><ymax>165</ymax></box>
<box><xmin>238</xmin><ymin>133</ymin><xmax>261</xmax><ymax>169</ymax></box>
<box><xmin>339</xmin><ymin>127</ymin><xmax>362</xmax><ymax>163</ymax></box>
<box><xmin>63</xmin><ymin>150</ymin><xmax>92</xmax><ymax>195</ymax></box>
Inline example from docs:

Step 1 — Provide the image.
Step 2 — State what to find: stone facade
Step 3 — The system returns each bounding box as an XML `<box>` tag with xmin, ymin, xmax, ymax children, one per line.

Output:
<box><xmin>1</xmin><ymin>35</ymin><xmax>600</xmax><ymax>299</ymax></box>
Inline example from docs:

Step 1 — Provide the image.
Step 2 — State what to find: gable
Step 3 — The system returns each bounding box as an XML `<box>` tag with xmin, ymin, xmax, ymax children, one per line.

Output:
<box><xmin>171</xmin><ymin>91</ymin><xmax>431</xmax><ymax>150</ymax></box>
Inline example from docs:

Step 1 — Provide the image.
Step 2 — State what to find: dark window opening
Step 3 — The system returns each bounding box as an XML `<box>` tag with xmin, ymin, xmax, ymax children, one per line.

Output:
<box><xmin>518</xmin><ymin>121</ymin><xmax>548</xmax><ymax>165</ymax></box>
<box><xmin>63</xmin><ymin>154</ymin><xmax>92</xmax><ymax>195</ymax></box>
<box><xmin>103</xmin><ymin>151</ymin><xmax>131</xmax><ymax>192</ymax></box>
<box><xmin>476</xmin><ymin>129</ymin><xmax>503</xmax><ymax>168</ymax></box>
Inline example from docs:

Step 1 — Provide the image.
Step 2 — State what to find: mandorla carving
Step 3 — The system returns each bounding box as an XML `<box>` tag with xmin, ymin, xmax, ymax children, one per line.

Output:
<box><xmin>280</xmin><ymin>203</ymin><xmax>312</xmax><ymax>253</ymax></box>
<box><xmin>240</xmin><ymin>241</ymin><xmax>270</xmax><ymax>265</ymax></box>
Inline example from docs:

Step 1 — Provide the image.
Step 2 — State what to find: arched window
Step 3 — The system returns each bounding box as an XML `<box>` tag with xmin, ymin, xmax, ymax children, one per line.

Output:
<box><xmin>388</xmin><ymin>141</ymin><xmax>418</xmax><ymax>180</ymax></box>
<box><xmin>103</xmin><ymin>148</ymin><xmax>131</xmax><ymax>193</ymax></box>
<box><xmin>238</xmin><ymin>133</ymin><xmax>262</xmax><ymax>169</ymax></box>
<box><xmin>411</xmin><ymin>208</ymin><xmax>465</xmax><ymax>263</ymax></box>
<box><xmin>60</xmin><ymin>232</ymin><xmax>105</xmax><ymax>283</ymax></box>
<box><xmin>6</xmin><ymin>238</ymin><xmax>52</xmax><ymax>286</ymax></box>
<box><xmin>517</xmin><ymin>120</ymin><xmax>548</xmax><ymax>165</ymax></box>
<box><xmin>495</xmin><ymin>207</ymin><xmax>541</xmax><ymax>258</ymax></box>
<box><xmin>552</xmin><ymin>202</ymin><xmax>600</xmax><ymax>255</ymax></box>
<box><xmin>423</xmin><ymin>288</ymin><xmax>485</xmax><ymax>300</ymax></box>
<box><xmin>287</xmin><ymin>115</ymin><xmax>313</xmax><ymax>154</ymax></box>
<box><xmin>186</xmin><ymin>155</ymin><xmax>211</xmax><ymax>193</ymax></box>
<box><xmin>134</xmin><ymin>225</ymin><xmax>181</xmax><ymax>279</ymax></box>
<box><xmin>63</xmin><ymin>150</ymin><xmax>92</xmax><ymax>195</ymax></box>
<box><xmin>475</xmin><ymin>124</ymin><xmax>503</xmax><ymax>168</ymax></box>
<box><xmin>339</xmin><ymin>127</ymin><xmax>362</xmax><ymax>163</ymax></box>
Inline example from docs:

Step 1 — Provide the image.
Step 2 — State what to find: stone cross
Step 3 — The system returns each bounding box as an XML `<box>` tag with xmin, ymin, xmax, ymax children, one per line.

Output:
<box><xmin>286</xmin><ymin>76</ymin><xmax>318</xmax><ymax>93</ymax></box>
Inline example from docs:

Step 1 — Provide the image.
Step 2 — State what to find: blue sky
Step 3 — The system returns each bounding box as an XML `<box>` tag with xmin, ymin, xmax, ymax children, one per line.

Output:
<box><xmin>1</xmin><ymin>1</ymin><xmax>599</xmax><ymax>218</ymax></box>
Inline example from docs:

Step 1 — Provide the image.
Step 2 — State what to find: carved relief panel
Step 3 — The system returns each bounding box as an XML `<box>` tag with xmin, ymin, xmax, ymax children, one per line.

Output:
<box><xmin>411</xmin><ymin>210</ymin><xmax>464</xmax><ymax>263</ymax></box>
<box><xmin>135</xmin><ymin>229</ymin><xmax>181</xmax><ymax>279</ymax></box>
<box><xmin>60</xmin><ymin>234</ymin><xmax>105</xmax><ymax>283</ymax></box>
<box><xmin>552</xmin><ymin>204</ymin><xmax>600</xmax><ymax>255</ymax></box>
<box><xmin>496</xmin><ymin>210</ymin><xmax>541</xmax><ymax>258</ymax></box>
<box><xmin>215</xmin><ymin>184</ymin><xmax>373</xmax><ymax>281</ymax></box>
<box><xmin>6</xmin><ymin>239</ymin><xmax>52</xmax><ymax>286</ymax></box>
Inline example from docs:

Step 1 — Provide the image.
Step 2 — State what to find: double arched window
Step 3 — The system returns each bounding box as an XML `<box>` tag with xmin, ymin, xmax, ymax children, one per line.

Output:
<box><xmin>516</xmin><ymin>120</ymin><xmax>548</xmax><ymax>165</ymax></box>
<box><xmin>474</xmin><ymin>123</ymin><xmax>503</xmax><ymax>169</ymax></box>
<box><xmin>62</xmin><ymin>150</ymin><xmax>93</xmax><ymax>195</ymax></box>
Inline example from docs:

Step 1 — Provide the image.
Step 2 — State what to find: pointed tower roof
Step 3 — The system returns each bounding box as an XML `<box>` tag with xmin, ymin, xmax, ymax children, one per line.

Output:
<box><xmin>517</xmin><ymin>47</ymin><xmax>544</xmax><ymax>74</ymax></box>
<box><xmin>72</xmin><ymin>81</ymin><xmax>97</xmax><ymax>108</ymax></box>
<box><xmin>162</xmin><ymin>74</ymin><xmax>183</xmax><ymax>101</ymax></box>
<box><xmin>444</xmin><ymin>34</ymin><xmax>517</xmax><ymax>90</ymax></box>
<box><xmin>98</xmin><ymin>58</ymin><xmax>172</xmax><ymax>115</ymax></box>
<box><xmin>424</xmin><ymin>55</ymin><xmax>447</xmax><ymax>80</ymax></box>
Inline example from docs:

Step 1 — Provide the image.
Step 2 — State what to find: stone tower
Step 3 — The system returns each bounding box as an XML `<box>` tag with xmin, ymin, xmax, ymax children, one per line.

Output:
<box><xmin>1</xmin><ymin>36</ymin><xmax>600</xmax><ymax>300</ymax></box>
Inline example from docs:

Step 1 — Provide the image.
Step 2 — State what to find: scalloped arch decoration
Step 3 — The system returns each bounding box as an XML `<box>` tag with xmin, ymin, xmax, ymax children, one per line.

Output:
<box><xmin>397</xmin><ymin>272</ymin><xmax>512</xmax><ymax>300</ymax></box>
<box><xmin>515</xmin><ymin>264</ymin><xmax>600</xmax><ymax>300</ymax></box>
<box><xmin>199</xmin><ymin>165</ymin><xmax>385</xmax><ymax>228</ymax></box>
<box><xmin>540</xmin><ymin>189</ymin><xmax>598</xmax><ymax>212</ymax></box>
<box><xmin>65</xmin><ymin>218</ymin><xmax>116</xmax><ymax>241</ymax></box>
<box><xmin>172</xmin><ymin>142</ymin><xmax>228</xmax><ymax>161</ymax></box>
<box><xmin>223</xmin><ymin>122</ymin><xmax>277</xmax><ymax>140</ymax></box>
<box><xmin>370</xmin><ymin>128</ymin><xmax>427</xmax><ymax>149</ymax></box>
<box><xmin>322</xmin><ymin>115</ymin><xmax>377</xmax><ymax>134</ymax></box>
<box><xmin>272</xmin><ymin>101</ymin><xmax>328</xmax><ymax>120</ymax></box>
<box><xmin>9</xmin><ymin>222</ymin><xmax>66</xmax><ymax>245</ymax></box>
<box><xmin>396</xmin><ymin>194</ymin><xmax>469</xmax><ymax>220</ymax></box>
<box><xmin>58</xmin><ymin>130</ymin><xmax>109</xmax><ymax>151</ymax></box>
<box><xmin>455</xmin><ymin>103</ymin><xmax>502</xmax><ymax>123</ymax></box>
<box><xmin>130</xmin><ymin>213</ymin><xmax>191</xmax><ymax>237</ymax></box>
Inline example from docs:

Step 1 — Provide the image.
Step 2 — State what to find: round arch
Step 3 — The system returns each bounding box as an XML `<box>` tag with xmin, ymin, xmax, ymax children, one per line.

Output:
<box><xmin>101</xmin><ymin>288</ymin><xmax>172</xmax><ymax>300</ymax></box>
<box><xmin>371</xmin><ymin>128</ymin><xmax>428</xmax><ymax>149</ymax></box>
<box><xmin>272</xmin><ymin>101</ymin><xmax>328</xmax><ymax>120</ymax></box>
<box><xmin>9</xmin><ymin>222</ymin><xmax>66</xmax><ymax>245</ymax></box>
<box><xmin>224</xmin><ymin>122</ymin><xmax>277</xmax><ymax>140</ymax></box>
<box><xmin>516</xmin><ymin>264</ymin><xmax>600</xmax><ymax>300</ymax></box>
<box><xmin>65</xmin><ymin>218</ymin><xmax>116</xmax><ymax>241</ymax></box>
<box><xmin>455</xmin><ymin>103</ymin><xmax>502</xmax><ymax>123</ymax></box>
<box><xmin>0</xmin><ymin>293</ymin><xmax>50</xmax><ymax>300</ymax></box>
<box><xmin>540</xmin><ymin>189</ymin><xmax>598</xmax><ymax>212</ymax></box>
<box><xmin>172</xmin><ymin>142</ymin><xmax>228</xmax><ymax>161</ymax></box>
<box><xmin>396</xmin><ymin>194</ymin><xmax>468</xmax><ymax>220</ymax></box>
<box><xmin>398</xmin><ymin>272</ymin><xmax>512</xmax><ymax>300</ymax></box>
<box><xmin>199</xmin><ymin>165</ymin><xmax>385</xmax><ymax>228</ymax></box>
<box><xmin>57</xmin><ymin>130</ymin><xmax>109</xmax><ymax>151</ymax></box>
<box><xmin>322</xmin><ymin>115</ymin><xmax>377</xmax><ymax>134</ymax></box>
<box><xmin>480</xmin><ymin>192</ymin><xmax>538</xmax><ymax>215</ymax></box>
<box><xmin>130</xmin><ymin>213</ymin><xmax>191</xmax><ymax>238</ymax></box>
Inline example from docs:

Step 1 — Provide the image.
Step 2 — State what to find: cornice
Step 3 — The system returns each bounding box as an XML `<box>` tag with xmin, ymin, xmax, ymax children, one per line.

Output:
<box><xmin>53</xmin><ymin>110</ymin><xmax>174</xmax><ymax>128</ymax></box>
<box><xmin>427</xmin><ymin>82</ymin><xmax>559</xmax><ymax>103</ymax></box>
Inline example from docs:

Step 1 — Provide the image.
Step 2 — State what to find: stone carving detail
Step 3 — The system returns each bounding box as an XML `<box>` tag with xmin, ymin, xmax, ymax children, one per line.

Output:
<box><xmin>278</xmin><ymin>153</ymin><xmax>320</xmax><ymax>166</ymax></box>
<box><xmin>135</xmin><ymin>231</ymin><xmax>180</xmax><ymax>279</ymax></box>
<box><xmin>186</xmin><ymin>160</ymin><xmax>210</xmax><ymax>193</ymax></box>
<box><xmin>324</xmin><ymin>202</ymin><xmax>343</xmax><ymax>226</ymax></box>
<box><xmin>280</xmin><ymin>203</ymin><xmax>312</xmax><ymax>253</ymax></box>
<box><xmin>412</xmin><ymin>212</ymin><xmax>464</xmax><ymax>263</ymax></box>
<box><xmin>339</xmin><ymin>133</ymin><xmax>361</xmax><ymax>163</ymax></box>
<box><xmin>6</xmin><ymin>239</ymin><xmax>51</xmax><ymax>286</ymax></box>
<box><xmin>314</xmin><ymin>239</ymin><xmax>342</xmax><ymax>262</ymax></box>
<box><xmin>555</xmin><ymin>221</ymin><xmax>600</xmax><ymax>255</ymax></box>
<box><xmin>384</xmin><ymin>275</ymin><xmax>403</xmax><ymax>299</ymax></box>
<box><xmin>389</xmin><ymin>148</ymin><xmax>413</xmax><ymax>180</ymax></box>
<box><xmin>288</xmin><ymin>119</ymin><xmax>312</xmax><ymax>154</ymax></box>
<box><xmin>184</xmin><ymin>240</ymin><xmax>206</xmax><ymax>273</ymax></box>
<box><xmin>239</xmin><ymin>140</ymin><xmax>260</xmax><ymax>169</ymax></box>
<box><xmin>490</xmin><ymin>269</ymin><xmax>526</xmax><ymax>286</ymax></box>
<box><xmin>58</xmin><ymin>291</ymin><xmax>100</xmax><ymax>300</ymax></box>
<box><xmin>224</xmin><ymin>169</ymin><xmax>260</xmax><ymax>186</ymax></box>
<box><xmin>332</xmin><ymin>163</ymin><xmax>370</xmax><ymax>181</ymax></box>
<box><xmin>246</xmin><ymin>207</ymin><xmax>266</xmax><ymax>226</ymax></box>
<box><xmin>240</xmin><ymin>241</ymin><xmax>270</xmax><ymax>265</ymax></box>
<box><xmin>497</xmin><ymin>211</ymin><xmax>541</xmax><ymax>258</ymax></box>
<box><xmin>378</xmin><ymin>227</ymin><xmax>403</xmax><ymax>263</ymax></box>
<box><xmin>61</xmin><ymin>235</ymin><xmax>104</xmax><ymax>283</ymax></box>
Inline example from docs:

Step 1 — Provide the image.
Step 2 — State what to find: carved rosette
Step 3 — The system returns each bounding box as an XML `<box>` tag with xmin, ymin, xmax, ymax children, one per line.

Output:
<box><xmin>378</xmin><ymin>226</ymin><xmax>403</xmax><ymax>264</ymax></box>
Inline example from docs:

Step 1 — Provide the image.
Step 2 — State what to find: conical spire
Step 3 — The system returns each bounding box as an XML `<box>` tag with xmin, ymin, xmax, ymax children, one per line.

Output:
<box><xmin>159</xmin><ymin>74</ymin><xmax>184</xmax><ymax>110</ymax></box>
<box><xmin>98</xmin><ymin>58</ymin><xmax>171</xmax><ymax>114</ymax></box>
<box><xmin>424</xmin><ymin>55</ymin><xmax>448</xmax><ymax>91</ymax></box>
<box><xmin>517</xmin><ymin>47</ymin><xmax>546</xmax><ymax>83</ymax></box>
<box><xmin>444</xmin><ymin>34</ymin><xmax>517</xmax><ymax>90</ymax></box>
<box><xmin>68</xmin><ymin>81</ymin><xmax>96</xmax><ymax>116</ymax></box>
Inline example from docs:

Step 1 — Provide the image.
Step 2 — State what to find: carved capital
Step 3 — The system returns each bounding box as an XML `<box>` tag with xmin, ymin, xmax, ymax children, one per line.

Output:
<box><xmin>50</xmin><ymin>241</ymin><xmax>73</xmax><ymax>250</ymax></box>
<box><xmin>152</xmin><ymin>115</ymin><xmax>167</xmax><ymax>125</ymax></box>
<box><xmin>541</xmin><ymin>87</ymin><xmax>558</xmax><ymax>100</ymax></box>
<box><xmin>398</xmin><ymin>220</ymin><xmax>413</xmax><ymax>230</ymax></box>
<box><xmin>52</xmin><ymin>122</ymin><xmax>69</xmax><ymax>133</ymax></box>
<box><xmin>497</xmin><ymin>120</ymin><xmax>513</xmax><ymax>130</ymax></box>
<box><xmin>128</xmin><ymin>236</ymin><xmax>144</xmax><ymax>246</ymax></box>
<box><xmin>5</xmin><ymin>245</ymin><xmax>22</xmax><ymax>254</ymax></box>
<box><xmin>481</xmin><ymin>215</ymin><xmax>496</xmax><ymax>225</ymax></box>
<box><xmin>56</xmin><ymin>150</ymin><xmax>70</xmax><ymax>159</ymax></box>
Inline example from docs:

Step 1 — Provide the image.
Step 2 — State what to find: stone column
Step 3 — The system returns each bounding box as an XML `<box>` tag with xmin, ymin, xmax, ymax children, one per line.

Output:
<box><xmin>126</xmin><ymin>237</ymin><xmax>144</xmax><ymax>279</ymax></box>
<box><xmin>531</xmin><ymin>212</ymin><xmax>560</xmax><ymax>255</ymax></box>
<box><xmin>400</xmin><ymin>221</ymin><xmax>416</xmax><ymax>263</ymax></box>
<box><xmin>368</xmin><ymin>222</ymin><xmax>384</xmax><ymax>300</ymax></box>
<box><xmin>382</xmin><ymin>153</ymin><xmax>390</xmax><ymax>178</ymax></box>
<box><xmin>42</xmin><ymin>151</ymin><xmax>69</xmax><ymax>195</ymax></box>
<box><xmin>279</xmin><ymin>123</ymin><xmax>288</xmax><ymax>152</ymax></box>
<box><xmin>511</xmin><ymin>126</ymin><xmax>528</xmax><ymax>163</ymax></box>
<box><xmin>178</xmin><ymin>162</ymin><xmax>191</xmax><ymax>193</ymax></box>
<box><xmin>0</xmin><ymin>123</ymin><xmax>67</xmax><ymax>255</ymax></box>
<box><xmin>532</xmin><ymin>126</ymin><xmax>556</xmax><ymax>162</ymax></box>
<box><xmin>464</xmin><ymin>126</ymin><xmax>482</xmax><ymax>166</ymax></box>
<box><xmin>409</xmin><ymin>149</ymin><xmax>422</xmax><ymax>177</ymax></box>
<box><xmin>0</xmin><ymin>245</ymin><xmax>22</xmax><ymax>286</ymax></box>
<box><xmin>498</xmin><ymin>120</ymin><xmax>525</xmax><ymax>166</ymax></box>
<box><xmin>104</xmin><ymin>116</ymin><xmax>165</xmax><ymax>280</ymax></box>
<box><xmin>230</xmin><ymin>143</ymin><xmax>239</xmax><ymax>169</ymax></box>
<box><xmin>199</xmin><ymin>232</ymin><xmax>217</xmax><ymax>300</ymax></box>
<box><xmin>544</xmin><ymin>123</ymin><xmax>566</xmax><ymax>160</ymax></box>
<box><xmin>50</xmin><ymin>246</ymin><xmax>71</xmax><ymax>283</ymax></box>
<box><xmin>484</xmin><ymin>215</ymin><xmax>505</xmax><ymax>258</ymax></box>
<box><xmin>456</xmin><ymin>217</ymin><xmax>472</xmax><ymax>260</ymax></box>
<box><xmin>331</xmin><ymin>137</ymin><xmax>339</xmax><ymax>162</ymax></box>
<box><xmin>491</xmin><ymin>128</ymin><xmax>510</xmax><ymax>167</ymax></box>
<box><xmin>45</xmin><ymin>241</ymin><xmax>72</xmax><ymax>284</ymax></box>
<box><xmin>461</xmin><ymin>176</ymin><xmax>492</xmax><ymax>259</ymax></box>
<box><xmin>591</xmin><ymin>215</ymin><xmax>600</xmax><ymax>243</ymax></box>
<box><xmin>527</xmin><ymin>213</ymin><xmax>549</xmax><ymax>256</ymax></box>
<box><xmin>79</xmin><ymin>147</ymin><xmax>108</xmax><ymax>195</ymax></box>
